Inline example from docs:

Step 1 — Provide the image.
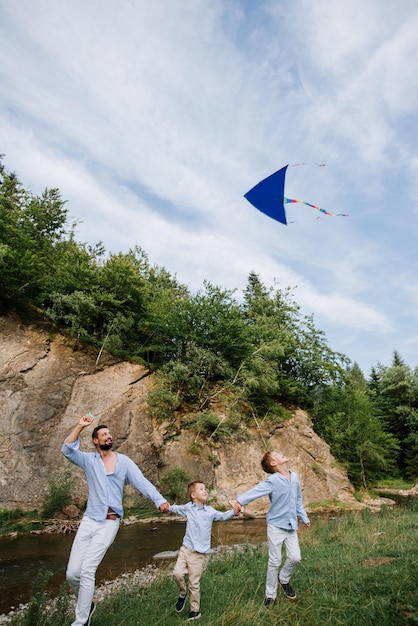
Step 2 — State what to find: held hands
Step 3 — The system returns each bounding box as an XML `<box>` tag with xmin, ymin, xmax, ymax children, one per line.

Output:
<box><xmin>159</xmin><ymin>502</ymin><xmax>170</xmax><ymax>513</ymax></box>
<box><xmin>229</xmin><ymin>499</ymin><xmax>256</xmax><ymax>518</ymax></box>
<box><xmin>229</xmin><ymin>500</ymin><xmax>242</xmax><ymax>516</ymax></box>
<box><xmin>233</xmin><ymin>501</ymin><xmax>242</xmax><ymax>516</ymax></box>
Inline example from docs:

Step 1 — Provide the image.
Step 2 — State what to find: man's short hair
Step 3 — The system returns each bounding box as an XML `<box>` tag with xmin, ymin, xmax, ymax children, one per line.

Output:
<box><xmin>92</xmin><ymin>424</ymin><xmax>109</xmax><ymax>440</ymax></box>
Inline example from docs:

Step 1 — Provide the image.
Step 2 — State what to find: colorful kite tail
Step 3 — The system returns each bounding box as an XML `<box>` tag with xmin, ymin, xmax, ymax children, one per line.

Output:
<box><xmin>284</xmin><ymin>197</ymin><xmax>348</xmax><ymax>217</ymax></box>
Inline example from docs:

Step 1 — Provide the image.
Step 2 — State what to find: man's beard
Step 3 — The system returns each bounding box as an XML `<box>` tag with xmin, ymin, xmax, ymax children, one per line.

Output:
<box><xmin>99</xmin><ymin>442</ymin><xmax>113</xmax><ymax>451</ymax></box>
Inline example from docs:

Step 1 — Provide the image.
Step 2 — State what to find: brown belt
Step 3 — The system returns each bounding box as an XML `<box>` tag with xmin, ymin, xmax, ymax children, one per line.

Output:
<box><xmin>106</xmin><ymin>510</ymin><xmax>119</xmax><ymax>520</ymax></box>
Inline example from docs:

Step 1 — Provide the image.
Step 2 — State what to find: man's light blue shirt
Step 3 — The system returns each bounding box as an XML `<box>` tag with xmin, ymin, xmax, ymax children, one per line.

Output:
<box><xmin>62</xmin><ymin>438</ymin><xmax>167</xmax><ymax>521</ymax></box>
<box><xmin>237</xmin><ymin>471</ymin><xmax>309</xmax><ymax>530</ymax></box>
<box><xmin>169</xmin><ymin>502</ymin><xmax>235</xmax><ymax>553</ymax></box>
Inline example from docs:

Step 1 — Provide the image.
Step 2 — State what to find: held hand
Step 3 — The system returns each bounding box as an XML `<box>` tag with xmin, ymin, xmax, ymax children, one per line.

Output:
<box><xmin>303</xmin><ymin>522</ymin><xmax>311</xmax><ymax>528</ymax></box>
<box><xmin>229</xmin><ymin>500</ymin><xmax>242</xmax><ymax>516</ymax></box>
<box><xmin>233</xmin><ymin>502</ymin><xmax>242</xmax><ymax>516</ymax></box>
<box><xmin>159</xmin><ymin>502</ymin><xmax>170</xmax><ymax>513</ymax></box>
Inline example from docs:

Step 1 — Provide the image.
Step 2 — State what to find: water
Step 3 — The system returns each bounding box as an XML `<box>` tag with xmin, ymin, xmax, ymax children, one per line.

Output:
<box><xmin>0</xmin><ymin>518</ymin><xmax>268</xmax><ymax>614</ymax></box>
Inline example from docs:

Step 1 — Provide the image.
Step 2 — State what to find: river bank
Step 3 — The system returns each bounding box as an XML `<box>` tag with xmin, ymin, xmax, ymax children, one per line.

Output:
<box><xmin>0</xmin><ymin>541</ymin><xmax>262</xmax><ymax>625</ymax></box>
<box><xmin>1</xmin><ymin>489</ymin><xmax>400</xmax><ymax>540</ymax></box>
<box><xmin>0</xmin><ymin>563</ymin><xmax>163</xmax><ymax>625</ymax></box>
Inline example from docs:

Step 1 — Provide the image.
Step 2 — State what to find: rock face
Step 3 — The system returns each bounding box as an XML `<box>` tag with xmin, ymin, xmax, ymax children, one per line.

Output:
<box><xmin>161</xmin><ymin>411</ymin><xmax>357</xmax><ymax>513</ymax></box>
<box><xmin>0</xmin><ymin>313</ymin><xmax>358</xmax><ymax>512</ymax></box>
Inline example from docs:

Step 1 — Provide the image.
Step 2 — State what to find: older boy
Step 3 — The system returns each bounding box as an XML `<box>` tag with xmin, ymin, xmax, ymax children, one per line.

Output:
<box><xmin>236</xmin><ymin>450</ymin><xmax>310</xmax><ymax>604</ymax></box>
<box><xmin>169</xmin><ymin>481</ymin><xmax>240</xmax><ymax>621</ymax></box>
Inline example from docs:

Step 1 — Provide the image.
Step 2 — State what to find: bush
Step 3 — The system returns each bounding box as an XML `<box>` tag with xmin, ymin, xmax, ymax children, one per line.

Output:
<box><xmin>42</xmin><ymin>465</ymin><xmax>75</xmax><ymax>518</ymax></box>
<box><xmin>11</xmin><ymin>570</ymin><xmax>52</xmax><ymax>626</ymax></box>
<box><xmin>159</xmin><ymin>466</ymin><xmax>190</xmax><ymax>503</ymax></box>
<box><xmin>185</xmin><ymin>410</ymin><xmax>241</xmax><ymax>441</ymax></box>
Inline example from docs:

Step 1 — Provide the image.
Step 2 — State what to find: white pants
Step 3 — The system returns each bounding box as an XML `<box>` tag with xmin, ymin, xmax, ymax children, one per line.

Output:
<box><xmin>66</xmin><ymin>515</ymin><xmax>120</xmax><ymax>626</ymax></box>
<box><xmin>265</xmin><ymin>524</ymin><xmax>302</xmax><ymax>599</ymax></box>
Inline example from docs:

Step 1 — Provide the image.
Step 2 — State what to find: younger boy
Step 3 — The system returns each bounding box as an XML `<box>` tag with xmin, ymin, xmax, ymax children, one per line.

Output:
<box><xmin>236</xmin><ymin>450</ymin><xmax>310</xmax><ymax>605</ymax></box>
<box><xmin>169</xmin><ymin>481</ymin><xmax>240</xmax><ymax>621</ymax></box>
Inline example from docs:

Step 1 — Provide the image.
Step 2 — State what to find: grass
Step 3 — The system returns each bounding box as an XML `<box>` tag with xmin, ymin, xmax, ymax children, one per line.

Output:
<box><xmin>375</xmin><ymin>478</ymin><xmax>416</xmax><ymax>490</ymax></box>
<box><xmin>0</xmin><ymin>500</ymin><xmax>161</xmax><ymax>536</ymax></box>
<box><xmin>0</xmin><ymin>509</ymin><xmax>44</xmax><ymax>535</ymax></box>
<box><xmin>10</xmin><ymin>502</ymin><xmax>418</xmax><ymax>626</ymax></box>
<box><xmin>307</xmin><ymin>498</ymin><xmax>354</xmax><ymax>510</ymax></box>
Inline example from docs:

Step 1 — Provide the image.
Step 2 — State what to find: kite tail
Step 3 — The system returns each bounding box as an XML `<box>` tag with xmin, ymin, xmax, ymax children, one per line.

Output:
<box><xmin>284</xmin><ymin>197</ymin><xmax>349</xmax><ymax>217</ymax></box>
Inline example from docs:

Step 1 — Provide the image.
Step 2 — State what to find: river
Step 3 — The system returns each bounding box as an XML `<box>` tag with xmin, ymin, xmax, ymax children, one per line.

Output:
<box><xmin>0</xmin><ymin>517</ymin><xmax>271</xmax><ymax>615</ymax></box>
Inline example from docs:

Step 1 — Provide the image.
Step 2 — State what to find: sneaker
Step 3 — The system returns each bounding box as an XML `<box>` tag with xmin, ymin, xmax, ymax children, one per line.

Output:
<box><xmin>84</xmin><ymin>602</ymin><xmax>96</xmax><ymax>626</ymax></box>
<box><xmin>280</xmin><ymin>581</ymin><xmax>297</xmax><ymax>599</ymax></box>
<box><xmin>187</xmin><ymin>611</ymin><xmax>202</xmax><ymax>620</ymax></box>
<box><xmin>175</xmin><ymin>593</ymin><xmax>187</xmax><ymax>612</ymax></box>
<box><xmin>264</xmin><ymin>597</ymin><xmax>276</xmax><ymax>606</ymax></box>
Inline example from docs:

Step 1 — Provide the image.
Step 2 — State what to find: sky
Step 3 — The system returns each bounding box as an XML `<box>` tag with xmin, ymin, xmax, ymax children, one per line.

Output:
<box><xmin>1</xmin><ymin>0</ymin><xmax>418</xmax><ymax>376</ymax></box>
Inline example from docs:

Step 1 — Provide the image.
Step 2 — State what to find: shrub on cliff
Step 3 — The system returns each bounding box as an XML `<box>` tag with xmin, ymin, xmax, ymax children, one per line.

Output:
<box><xmin>42</xmin><ymin>466</ymin><xmax>75</xmax><ymax>519</ymax></box>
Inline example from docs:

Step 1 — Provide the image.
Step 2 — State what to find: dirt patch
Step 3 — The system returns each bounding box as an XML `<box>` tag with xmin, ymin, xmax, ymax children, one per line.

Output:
<box><xmin>361</xmin><ymin>557</ymin><xmax>396</xmax><ymax>567</ymax></box>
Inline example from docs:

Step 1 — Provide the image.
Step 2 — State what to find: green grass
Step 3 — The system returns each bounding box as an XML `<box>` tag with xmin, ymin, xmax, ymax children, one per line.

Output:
<box><xmin>375</xmin><ymin>478</ymin><xmax>415</xmax><ymax>490</ymax></box>
<box><xmin>0</xmin><ymin>500</ymin><xmax>162</xmax><ymax>536</ymax></box>
<box><xmin>123</xmin><ymin>500</ymin><xmax>166</xmax><ymax>519</ymax></box>
<box><xmin>10</xmin><ymin>503</ymin><xmax>418</xmax><ymax>625</ymax></box>
<box><xmin>0</xmin><ymin>509</ymin><xmax>44</xmax><ymax>535</ymax></box>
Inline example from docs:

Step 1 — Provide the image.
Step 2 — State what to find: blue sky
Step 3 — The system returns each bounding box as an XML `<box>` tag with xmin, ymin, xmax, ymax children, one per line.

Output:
<box><xmin>1</xmin><ymin>0</ymin><xmax>418</xmax><ymax>375</ymax></box>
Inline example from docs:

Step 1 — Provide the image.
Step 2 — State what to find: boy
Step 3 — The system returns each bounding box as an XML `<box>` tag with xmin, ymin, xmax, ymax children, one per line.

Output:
<box><xmin>169</xmin><ymin>481</ymin><xmax>240</xmax><ymax>621</ymax></box>
<box><xmin>236</xmin><ymin>450</ymin><xmax>310</xmax><ymax>605</ymax></box>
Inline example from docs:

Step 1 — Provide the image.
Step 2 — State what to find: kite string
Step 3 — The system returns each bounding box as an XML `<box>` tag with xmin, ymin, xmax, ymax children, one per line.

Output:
<box><xmin>286</xmin><ymin>163</ymin><xmax>348</xmax><ymax>217</ymax></box>
<box><xmin>290</xmin><ymin>162</ymin><xmax>326</xmax><ymax>167</ymax></box>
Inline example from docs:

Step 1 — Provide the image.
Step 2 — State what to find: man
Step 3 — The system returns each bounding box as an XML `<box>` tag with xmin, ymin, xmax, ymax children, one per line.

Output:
<box><xmin>62</xmin><ymin>414</ymin><xmax>169</xmax><ymax>626</ymax></box>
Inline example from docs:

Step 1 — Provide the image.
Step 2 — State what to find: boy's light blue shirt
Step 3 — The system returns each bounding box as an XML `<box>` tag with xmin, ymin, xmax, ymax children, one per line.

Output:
<box><xmin>169</xmin><ymin>502</ymin><xmax>235</xmax><ymax>553</ymax></box>
<box><xmin>237</xmin><ymin>471</ymin><xmax>310</xmax><ymax>530</ymax></box>
<box><xmin>62</xmin><ymin>438</ymin><xmax>167</xmax><ymax>521</ymax></box>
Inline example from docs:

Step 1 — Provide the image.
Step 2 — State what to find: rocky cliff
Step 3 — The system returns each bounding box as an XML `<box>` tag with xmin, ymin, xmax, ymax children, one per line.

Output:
<box><xmin>0</xmin><ymin>313</ymin><xmax>359</xmax><ymax>513</ymax></box>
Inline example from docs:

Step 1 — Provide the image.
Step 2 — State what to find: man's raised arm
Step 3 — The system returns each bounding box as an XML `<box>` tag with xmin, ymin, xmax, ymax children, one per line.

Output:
<box><xmin>65</xmin><ymin>414</ymin><xmax>94</xmax><ymax>444</ymax></box>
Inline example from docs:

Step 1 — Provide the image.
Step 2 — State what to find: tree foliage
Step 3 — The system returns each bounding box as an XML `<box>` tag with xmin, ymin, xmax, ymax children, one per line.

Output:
<box><xmin>368</xmin><ymin>352</ymin><xmax>418</xmax><ymax>479</ymax></box>
<box><xmin>1</xmin><ymin>159</ymin><xmax>417</xmax><ymax>485</ymax></box>
<box><xmin>310</xmin><ymin>364</ymin><xmax>400</xmax><ymax>487</ymax></box>
<box><xmin>0</xmin><ymin>164</ymin><xmax>69</xmax><ymax>310</ymax></box>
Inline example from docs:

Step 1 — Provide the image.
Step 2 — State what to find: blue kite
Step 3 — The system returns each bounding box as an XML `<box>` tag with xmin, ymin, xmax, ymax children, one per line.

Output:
<box><xmin>244</xmin><ymin>164</ymin><xmax>348</xmax><ymax>225</ymax></box>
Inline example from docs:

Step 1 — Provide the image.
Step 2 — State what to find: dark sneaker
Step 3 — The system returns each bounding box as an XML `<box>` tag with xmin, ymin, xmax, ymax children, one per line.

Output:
<box><xmin>187</xmin><ymin>611</ymin><xmax>202</xmax><ymax>621</ymax></box>
<box><xmin>280</xmin><ymin>582</ymin><xmax>296</xmax><ymax>599</ymax></box>
<box><xmin>264</xmin><ymin>597</ymin><xmax>276</xmax><ymax>606</ymax></box>
<box><xmin>84</xmin><ymin>602</ymin><xmax>96</xmax><ymax>626</ymax></box>
<box><xmin>175</xmin><ymin>593</ymin><xmax>187</xmax><ymax>612</ymax></box>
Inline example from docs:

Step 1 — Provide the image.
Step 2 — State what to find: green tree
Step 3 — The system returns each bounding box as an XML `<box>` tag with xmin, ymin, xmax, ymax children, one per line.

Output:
<box><xmin>370</xmin><ymin>352</ymin><xmax>418</xmax><ymax>477</ymax></box>
<box><xmin>240</xmin><ymin>273</ymin><xmax>347</xmax><ymax>409</ymax></box>
<box><xmin>41</xmin><ymin>237</ymin><xmax>103</xmax><ymax>300</ymax></box>
<box><xmin>0</xmin><ymin>163</ymin><xmax>69</xmax><ymax>310</ymax></box>
<box><xmin>146</xmin><ymin>281</ymin><xmax>251</xmax><ymax>402</ymax></box>
<box><xmin>45</xmin><ymin>246</ymin><xmax>150</xmax><ymax>355</ymax></box>
<box><xmin>311</xmin><ymin>364</ymin><xmax>399</xmax><ymax>487</ymax></box>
